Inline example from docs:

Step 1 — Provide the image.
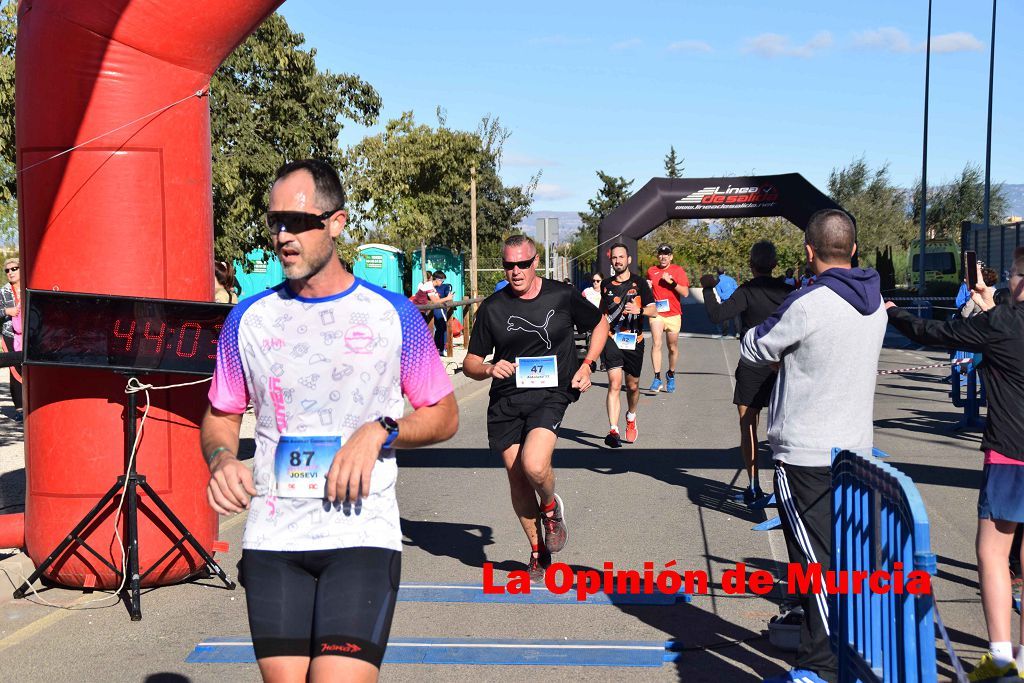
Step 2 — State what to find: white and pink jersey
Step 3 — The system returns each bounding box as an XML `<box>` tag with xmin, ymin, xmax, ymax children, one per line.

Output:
<box><xmin>209</xmin><ymin>278</ymin><xmax>452</xmax><ymax>552</ymax></box>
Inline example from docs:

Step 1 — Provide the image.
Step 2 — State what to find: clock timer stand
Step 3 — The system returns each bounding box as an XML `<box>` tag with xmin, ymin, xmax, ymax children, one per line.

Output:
<box><xmin>11</xmin><ymin>373</ymin><xmax>237</xmax><ymax>620</ymax></box>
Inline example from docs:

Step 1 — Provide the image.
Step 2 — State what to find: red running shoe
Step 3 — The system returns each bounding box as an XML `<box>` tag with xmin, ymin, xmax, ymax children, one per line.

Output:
<box><xmin>542</xmin><ymin>494</ymin><xmax>568</xmax><ymax>553</ymax></box>
<box><xmin>624</xmin><ymin>418</ymin><xmax>638</xmax><ymax>443</ymax></box>
<box><xmin>526</xmin><ymin>548</ymin><xmax>552</xmax><ymax>583</ymax></box>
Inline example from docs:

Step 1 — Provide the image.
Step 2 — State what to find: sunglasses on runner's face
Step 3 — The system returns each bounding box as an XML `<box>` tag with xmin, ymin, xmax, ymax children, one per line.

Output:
<box><xmin>3</xmin><ymin>267</ymin><xmax>17</xmax><ymax>273</ymax></box>
<box><xmin>502</xmin><ymin>256</ymin><xmax>536</xmax><ymax>271</ymax></box>
<box><xmin>265</xmin><ymin>209</ymin><xmax>341</xmax><ymax>236</ymax></box>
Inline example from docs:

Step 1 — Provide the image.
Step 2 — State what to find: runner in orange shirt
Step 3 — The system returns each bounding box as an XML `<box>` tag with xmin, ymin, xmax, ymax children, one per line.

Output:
<box><xmin>645</xmin><ymin>243</ymin><xmax>690</xmax><ymax>393</ymax></box>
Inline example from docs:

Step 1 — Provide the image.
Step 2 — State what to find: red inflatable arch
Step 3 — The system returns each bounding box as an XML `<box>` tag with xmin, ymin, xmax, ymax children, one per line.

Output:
<box><xmin>0</xmin><ymin>0</ymin><xmax>283</xmax><ymax>588</ymax></box>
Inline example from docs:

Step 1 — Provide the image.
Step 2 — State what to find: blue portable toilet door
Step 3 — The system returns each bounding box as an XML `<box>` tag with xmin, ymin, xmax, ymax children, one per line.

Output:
<box><xmin>354</xmin><ymin>244</ymin><xmax>404</xmax><ymax>293</ymax></box>
<box><xmin>234</xmin><ymin>249</ymin><xmax>284</xmax><ymax>301</ymax></box>
<box><xmin>410</xmin><ymin>247</ymin><xmax>465</xmax><ymax>322</ymax></box>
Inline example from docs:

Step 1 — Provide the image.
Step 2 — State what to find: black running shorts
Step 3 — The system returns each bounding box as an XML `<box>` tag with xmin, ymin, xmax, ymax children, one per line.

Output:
<box><xmin>600</xmin><ymin>338</ymin><xmax>645</xmax><ymax>379</ymax></box>
<box><xmin>733</xmin><ymin>363</ymin><xmax>777</xmax><ymax>410</ymax></box>
<box><xmin>487</xmin><ymin>388</ymin><xmax>571</xmax><ymax>454</ymax></box>
<box><xmin>239</xmin><ymin>546</ymin><xmax>401</xmax><ymax>665</ymax></box>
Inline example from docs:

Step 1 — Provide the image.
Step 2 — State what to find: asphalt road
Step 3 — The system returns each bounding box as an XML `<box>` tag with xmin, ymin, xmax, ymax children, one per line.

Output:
<box><xmin>0</xmin><ymin>303</ymin><xmax>999</xmax><ymax>682</ymax></box>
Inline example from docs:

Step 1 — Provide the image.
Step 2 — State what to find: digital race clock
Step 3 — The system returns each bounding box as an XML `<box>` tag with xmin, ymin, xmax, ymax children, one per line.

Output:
<box><xmin>24</xmin><ymin>289</ymin><xmax>233</xmax><ymax>375</ymax></box>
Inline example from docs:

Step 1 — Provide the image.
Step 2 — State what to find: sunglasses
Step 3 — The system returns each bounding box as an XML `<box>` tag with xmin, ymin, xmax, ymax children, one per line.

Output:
<box><xmin>265</xmin><ymin>209</ymin><xmax>342</xmax><ymax>236</ymax></box>
<box><xmin>502</xmin><ymin>256</ymin><xmax>536</xmax><ymax>271</ymax></box>
<box><xmin>4</xmin><ymin>267</ymin><xmax>17</xmax><ymax>273</ymax></box>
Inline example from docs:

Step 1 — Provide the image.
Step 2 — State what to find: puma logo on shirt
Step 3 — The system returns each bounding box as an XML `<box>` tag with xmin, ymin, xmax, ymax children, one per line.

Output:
<box><xmin>507</xmin><ymin>310</ymin><xmax>555</xmax><ymax>349</ymax></box>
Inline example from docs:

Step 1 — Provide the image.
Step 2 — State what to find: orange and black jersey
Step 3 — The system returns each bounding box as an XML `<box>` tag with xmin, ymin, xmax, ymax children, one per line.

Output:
<box><xmin>600</xmin><ymin>273</ymin><xmax>654</xmax><ymax>339</ymax></box>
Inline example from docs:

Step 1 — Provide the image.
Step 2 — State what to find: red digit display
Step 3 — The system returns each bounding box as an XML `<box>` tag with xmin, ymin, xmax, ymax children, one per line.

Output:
<box><xmin>112</xmin><ymin>318</ymin><xmax>136</xmax><ymax>351</ymax></box>
<box><xmin>142</xmin><ymin>321</ymin><xmax>167</xmax><ymax>354</ymax></box>
<box><xmin>175</xmin><ymin>321</ymin><xmax>201</xmax><ymax>358</ymax></box>
<box><xmin>207</xmin><ymin>324</ymin><xmax>222</xmax><ymax>360</ymax></box>
<box><xmin>25</xmin><ymin>289</ymin><xmax>232</xmax><ymax>376</ymax></box>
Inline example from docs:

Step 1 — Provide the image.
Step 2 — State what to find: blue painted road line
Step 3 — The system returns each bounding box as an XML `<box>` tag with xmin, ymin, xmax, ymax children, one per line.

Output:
<box><xmin>187</xmin><ymin>636</ymin><xmax>678</xmax><ymax>667</ymax></box>
<box><xmin>752</xmin><ymin>516</ymin><xmax>782</xmax><ymax>531</ymax></box>
<box><xmin>397</xmin><ymin>583</ymin><xmax>690</xmax><ymax>606</ymax></box>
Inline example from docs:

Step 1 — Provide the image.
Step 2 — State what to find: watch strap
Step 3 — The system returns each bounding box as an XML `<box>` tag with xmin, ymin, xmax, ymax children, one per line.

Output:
<box><xmin>378</xmin><ymin>416</ymin><xmax>399</xmax><ymax>448</ymax></box>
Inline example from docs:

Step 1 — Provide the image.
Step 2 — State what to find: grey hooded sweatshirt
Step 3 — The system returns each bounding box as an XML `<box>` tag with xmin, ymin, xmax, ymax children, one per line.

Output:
<box><xmin>739</xmin><ymin>267</ymin><xmax>887</xmax><ymax>468</ymax></box>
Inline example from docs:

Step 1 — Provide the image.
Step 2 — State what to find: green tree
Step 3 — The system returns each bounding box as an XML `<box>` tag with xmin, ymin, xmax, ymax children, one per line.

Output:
<box><xmin>0</xmin><ymin>1</ymin><xmax>18</xmax><ymax>248</ymax></box>
<box><xmin>713</xmin><ymin>217</ymin><xmax>805</xmax><ymax>279</ymax></box>
<box><xmin>210</xmin><ymin>12</ymin><xmax>381</xmax><ymax>264</ymax></box>
<box><xmin>912</xmin><ymin>163</ymin><xmax>1008</xmax><ymax>240</ymax></box>
<box><xmin>344</xmin><ymin>112</ymin><xmax>533</xmax><ymax>256</ymax></box>
<box><xmin>644</xmin><ymin>217</ymin><xmax>804</xmax><ymax>282</ymax></box>
<box><xmin>437</xmin><ymin>114</ymin><xmax>535</xmax><ymax>252</ymax></box>
<box><xmin>663</xmin><ymin>146</ymin><xmax>684</xmax><ymax>178</ymax></box>
<box><xmin>643</xmin><ymin>220</ymin><xmax>721</xmax><ymax>276</ymax></box>
<box><xmin>827</xmin><ymin>156</ymin><xmax>916</xmax><ymax>265</ymax></box>
<box><xmin>577</xmin><ymin>171</ymin><xmax>633</xmax><ymax>242</ymax></box>
<box><xmin>656</xmin><ymin>146</ymin><xmax>688</xmax><ymax>251</ymax></box>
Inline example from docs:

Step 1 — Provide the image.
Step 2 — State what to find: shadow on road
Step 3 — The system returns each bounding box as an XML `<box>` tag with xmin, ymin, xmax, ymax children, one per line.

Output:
<box><xmin>874</xmin><ymin>409</ymin><xmax>985</xmax><ymax>443</ymax></box>
<box><xmin>400</xmin><ymin>518</ymin><xmax>496</xmax><ymax>569</ymax></box>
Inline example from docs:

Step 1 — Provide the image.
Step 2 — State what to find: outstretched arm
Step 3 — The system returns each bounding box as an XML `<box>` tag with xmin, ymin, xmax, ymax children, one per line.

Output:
<box><xmin>703</xmin><ymin>283</ymin><xmax>747</xmax><ymax>324</ymax></box>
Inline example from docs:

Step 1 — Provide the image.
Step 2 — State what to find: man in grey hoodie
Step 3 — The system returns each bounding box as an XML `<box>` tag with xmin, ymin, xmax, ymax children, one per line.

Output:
<box><xmin>742</xmin><ymin>209</ymin><xmax>886</xmax><ymax>683</ymax></box>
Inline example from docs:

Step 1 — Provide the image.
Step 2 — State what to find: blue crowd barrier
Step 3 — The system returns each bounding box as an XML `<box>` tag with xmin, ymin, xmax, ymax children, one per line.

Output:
<box><xmin>832</xmin><ymin>448</ymin><xmax>938</xmax><ymax>683</ymax></box>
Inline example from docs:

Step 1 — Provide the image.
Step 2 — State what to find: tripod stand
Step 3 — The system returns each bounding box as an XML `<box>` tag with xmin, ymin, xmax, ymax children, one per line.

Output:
<box><xmin>12</xmin><ymin>372</ymin><xmax>235</xmax><ymax>620</ymax></box>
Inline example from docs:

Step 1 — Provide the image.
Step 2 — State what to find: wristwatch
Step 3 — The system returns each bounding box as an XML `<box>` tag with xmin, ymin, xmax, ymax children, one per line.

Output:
<box><xmin>580</xmin><ymin>358</ymin><xmax>594</xmax><ymax>369</ymax></box>
<box><xmin>377</xmin><ymin>416</ymin><xmax>400</xmax><ymax>448</ymax></box>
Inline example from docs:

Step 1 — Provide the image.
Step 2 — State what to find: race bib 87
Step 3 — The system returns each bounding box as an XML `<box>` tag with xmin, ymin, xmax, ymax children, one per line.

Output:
<box><xmin>274</xmin><ymin>435</ymin><xmax>341</xmax><ymax>499</ymax></box>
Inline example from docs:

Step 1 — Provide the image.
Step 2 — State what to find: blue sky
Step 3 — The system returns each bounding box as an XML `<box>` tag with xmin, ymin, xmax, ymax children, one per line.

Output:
<box><xmin>280</xmin><ymin>1</ymin><xmax>1022</xmax><ymax>212</ymax></box>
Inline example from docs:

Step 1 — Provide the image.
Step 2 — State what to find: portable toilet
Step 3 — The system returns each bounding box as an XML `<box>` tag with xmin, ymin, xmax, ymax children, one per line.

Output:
<box><xmin>410</xmin><ymin>246</ymin><xmax>465</xmax><ymax>322</ymax></box>
<box><xmin>234</xmin><ymin>248</ymin><xmax>284</xmax><ymax>300</ymax></box>
<box><xmin>354</xmin><ymin>244</ymin><xmax>406</xmax><ymax>294</ymax></box>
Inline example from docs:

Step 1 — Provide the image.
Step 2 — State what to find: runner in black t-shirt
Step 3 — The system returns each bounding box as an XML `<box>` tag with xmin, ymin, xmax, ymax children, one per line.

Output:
<box><xmin>701</xmin><ymin>240</ymin><xmax>793</xmax><ymax>506</ymax></box>
<box><xmin>599</xmin><ymin>243</ymin><xmax>656</xmax><ymax>448</ymax></box>
<box><xmin>464</xmin><ymin>235</ymin><xmax>609</xmax><ymax>581</ymax></box>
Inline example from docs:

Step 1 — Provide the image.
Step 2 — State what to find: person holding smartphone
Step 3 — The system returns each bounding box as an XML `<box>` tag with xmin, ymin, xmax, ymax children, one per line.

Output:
<box><xmin>887</xmin><ymin>253</ymin><xmax>1024</xmax><ymax>680</ymax></box>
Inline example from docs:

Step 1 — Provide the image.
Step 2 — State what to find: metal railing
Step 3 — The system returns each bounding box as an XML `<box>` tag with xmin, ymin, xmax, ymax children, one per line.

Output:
<box><xmin>415</xmin><ymin>296</ymin><xmax>485</xmax><ymax>358</ymax></box>
<box><xmin>832</xmin><ymin>448</ymin><xmax>938</xmax><ymax>683</ymax></box>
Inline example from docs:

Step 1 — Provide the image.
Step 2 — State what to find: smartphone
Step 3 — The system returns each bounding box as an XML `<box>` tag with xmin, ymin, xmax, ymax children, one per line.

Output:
<box><xmin>965</xmin><ymin>251</ymin><xmax>978</xmax><ymax>290</ymax></box>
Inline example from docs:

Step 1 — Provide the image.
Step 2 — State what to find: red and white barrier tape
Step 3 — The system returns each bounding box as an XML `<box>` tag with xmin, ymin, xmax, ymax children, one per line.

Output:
<box><xmin>877</xmin><ymin>358</ymin><xmax>972</xmax><ymax>376</ymax></box>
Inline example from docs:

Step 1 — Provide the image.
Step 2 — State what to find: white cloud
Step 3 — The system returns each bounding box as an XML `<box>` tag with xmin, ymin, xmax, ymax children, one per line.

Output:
<box><xmin>743</xmin><ymin>31</ymin><xmax>832</xmax><ymax>58</ymax></box>
<box><xmin>668</xmin><ymin>40</ymin><xmax>712</xmax><ymax>53</ymax></box>
<box><xmin>534</xmin><ymin>184</ymin><xmax>573</xmax><ymax>201</ymax></box>
<box><xmin>853</xmin><ymin>27</ymin><xmax>913</xmax><ymax>53</ymax></box>
<box><xmin>851</xmin><ymin>28</ymin><xmax>982</xmax><ymax>54</ymax></box>
<box><xmin>611</xmin><ymin>38</ymin><xmax>643</xmax><ymax>51</ymax></box>
<box><xmin>504</xmin><ymin>154</ymin><xmax>559</xmax><ymax>168</ymax></box>
<box><xmin>808</xmin><ymin>31</ymin><xmax>833</xmax><ymax>50</ymax></box>
<box><xmin>929</xmin><ymin>32</ymin><xmax>984</xmax><ymax>54</ymax></box>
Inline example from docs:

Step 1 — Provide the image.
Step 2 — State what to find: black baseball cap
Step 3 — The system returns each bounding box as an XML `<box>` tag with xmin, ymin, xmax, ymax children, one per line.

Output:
<box><xmin>656</xmin><ymin>243</ymin><xmax>673</xmax><ymax>254</ymax></box>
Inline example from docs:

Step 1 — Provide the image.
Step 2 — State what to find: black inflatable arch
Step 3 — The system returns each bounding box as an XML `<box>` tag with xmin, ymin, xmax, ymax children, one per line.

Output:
<box><xmin>596</xmin><ymin>173</ymin><xmax>844</xmax><ymax>274</ymax></box>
